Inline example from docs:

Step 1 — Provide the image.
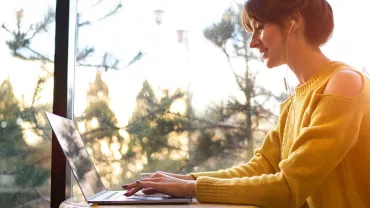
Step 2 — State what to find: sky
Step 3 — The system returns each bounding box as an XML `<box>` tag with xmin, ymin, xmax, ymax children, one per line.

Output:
<box><xmin>1</xmin><ymin>0</ymin><xmax>370</xmax><ymax>128</ymax></box>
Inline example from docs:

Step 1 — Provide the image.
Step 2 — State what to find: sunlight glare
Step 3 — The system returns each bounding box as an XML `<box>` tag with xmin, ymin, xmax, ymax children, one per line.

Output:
<box><xmin>77</xmin><ymin>122</ymin><xmax>86</xmax><ymax>133</ymax></box>
<box><xmin>135</xmin><ymin>160</ymin><xmax>144</xmax><ymax>171</ymax></box>
<box><xmin>125</xmin><ymin>171</ymin><xmax>133</xmax><ymax>178</ymax></box>
<box><xmin>121</xmin><ymin>144</ymin><xmax>129</xmax><ymax>155</ymax></box>
<box><xmin>100</xmin><ymin>140</ymin><xmax>111</xmax><ymax>156</ymax></box>
<box><xmin>23</xmin><ymin>122</ymin><xmax>43</xmax><ymax>146</ymax></box>
<box><xmin>141</xmin><ymin>154</ymin><xmax>148</xmax><ymax>164</ymax></box>
<box><xmin>89</xmin><ymin>117</ymin><xmax>99</xmax><ymax>129</ymax></box>
<box><xmin>169</xmin><ymin>99</ymin><xmax>186</xmax><ymax>114</ymax></box>
<box><xmin>114</xmin><ymin>151</ymin><xmax>122</xmax><ymax>160</ymax></box>
<box><xmin>110</xmin><ymin>142</ymin><xmax>120</xmax><ymax>151</ymax></box>
<box><xmin>119</xmin><ymin>129</ymin><xmax>131</xmax><ymax>142</ymax></box>
<box><xmin>169</xmin><ymin>151</ymin><xmax>181</xmax><ymax>160</ymax></box>
<box><xmin>112</xmin><ymin>162</ymin><xmax>123</xmax><ymax>177</ymax></box>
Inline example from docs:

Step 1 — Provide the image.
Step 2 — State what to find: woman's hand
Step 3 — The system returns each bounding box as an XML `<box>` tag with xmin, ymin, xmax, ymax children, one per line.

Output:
<box><xmin>122</xmin><ymin>171</ymin><xmax>196</xmax><ymax>197</ymax></box>
<box><xmin>155</xmin><ymin>171</ymin><xmax>196</xmax><ymax>181</ymax></box>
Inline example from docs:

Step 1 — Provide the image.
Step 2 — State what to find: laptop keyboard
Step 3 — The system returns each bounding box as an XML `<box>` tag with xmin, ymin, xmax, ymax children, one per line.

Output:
<box><xmin>104</xmin><ymin>192</ymin><xmax>119</xmax><ymax>200</ymax></box>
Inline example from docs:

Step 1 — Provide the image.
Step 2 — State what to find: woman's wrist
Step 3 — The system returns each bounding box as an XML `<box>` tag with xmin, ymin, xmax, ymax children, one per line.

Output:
<box><xmin>167</xmin><ymin>172</ymin><xmax>196</xmax><ymax>180</ymax></box>
<box><xmin>183</xmin><ymin>174</ymin><xmax>196</xmax><ymax>180</ymax></box>
<box><xmin>185</xmin><ymin>180</ymin><xmax>196</xmax><ymax>197</ymax></box>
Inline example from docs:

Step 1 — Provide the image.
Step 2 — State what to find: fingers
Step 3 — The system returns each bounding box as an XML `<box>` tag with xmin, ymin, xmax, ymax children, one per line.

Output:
<box><xmin>122</xmin><ymin>175</ymin><xmax>157</xmax><ymax>189</ymax></box>
<box><xmin>122</xmin><ymin>181</ymin><xmax>140</xmax><ymax>190</ymax></box>
<box><xmin>124</xmin><ymin>181</ymin><xmax>161</xmax><ymax>197</ymax></box>
<box><xmin>142</xmin><ymin>188</ymin><xmax>160</xmax><ymax>195</ymax></box>
<box><xmin>122</xmin><ymin>171</ymin><xmax>167</xmax><ymax>193</ymax></box>
<box><xmin>122</xmin><ymin>171</ymin><xmax>195</xmax><ymax>198</ymax></box>
<box><xmin>124</xmin><ymin>186</ymin><xmax>142</xmax><ymax>197</ymax></box>
<box><xmin>136</xmin><ymin>180</ymin><xmax>166</xmax><ymax>193</ymax></box>
<box><xmin>136</xmin><ymin>181</ymin><xmax>175</xmax><ymax>196</ymax></box>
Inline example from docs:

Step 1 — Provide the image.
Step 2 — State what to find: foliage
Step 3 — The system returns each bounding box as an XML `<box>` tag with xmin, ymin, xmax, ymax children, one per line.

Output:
<box><xmin>0</xmin><ymin>1</ymin><xmax>123</xmax><ymax>207</ymax></box>
<box><xmin>0</xmin><ymin>2</ymin><xmax>283</xmax><ymax>207</ymax></box>
<box><xmin>15</xmin><ymin>162</ymin><xmax>50</xmax><ymax>187</ymax></box>
<box><xmin>126</xmin><ymin>81</ymin><xmax>189</xmax><ymax>173</ymax></box>
<box><xmin>0</xmin><ymin>79</ymin><xmax>51</xmax><ymax>207</ymax></box>
<box><xmin>0</xmin><ymin>80</ymin><xmax>25</xmax><ymax>157</ymax></box>
<box><xmin>195</xmin><ymin>4</ymin><xmax>284</xmax><ymax>167</ymax></box>
<box><xmin>76</xmin><ymin>72</ymin><xmax>130</xmax><ymax>186</ymax></box>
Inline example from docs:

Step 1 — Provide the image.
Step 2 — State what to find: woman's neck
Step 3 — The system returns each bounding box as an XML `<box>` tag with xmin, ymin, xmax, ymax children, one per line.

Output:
<box><xmin>287</xmin><ymin>44</ymin><xmax>331</xmax><ymax>84</ymax></box>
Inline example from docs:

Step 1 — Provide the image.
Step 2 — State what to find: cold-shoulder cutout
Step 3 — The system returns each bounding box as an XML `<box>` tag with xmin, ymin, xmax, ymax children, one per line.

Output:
<box><xmin>323</xmin><ymin>69</ymin><xmax>363</xmax><ymax>97</ymax></box>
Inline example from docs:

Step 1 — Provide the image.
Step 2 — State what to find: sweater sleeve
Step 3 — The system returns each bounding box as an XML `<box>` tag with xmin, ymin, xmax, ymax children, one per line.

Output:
<box><xmin>189</xmin><ymin>125</ymin><xmax>282</xmax><ymax>179</ymax></box>
<box><xmin>195</xmin><ymin>94</ymin><xmax>365</xmax><ymax>207</ymax></box>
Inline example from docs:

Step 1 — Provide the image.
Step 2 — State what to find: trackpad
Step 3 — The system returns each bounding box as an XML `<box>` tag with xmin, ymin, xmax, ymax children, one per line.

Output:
<box><xmin>134</xmin><ymin>190</ymin><xmax>173</xmax><ymax>198</ymax></box>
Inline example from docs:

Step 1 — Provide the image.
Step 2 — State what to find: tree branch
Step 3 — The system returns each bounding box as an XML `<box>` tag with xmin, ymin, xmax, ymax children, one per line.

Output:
<box><xmin>222</xmin><ymin>50</ymin><xmax>245</xmax><ymax>91</ymax></box>
<box><xmin>78</xmin><ymin>2</ymin><xmax>122</xmax><ymax>27</ymax></box>
<box><xmin>77</xmin><ymin>63</ymin><xmax>125</xmax><ymax>71</ymax></box>
<box><xmin>1</xmin><ymin>23</ymin><xmax>11</xmax><ymax>33</ymax></box>
<box><xmin>27</xmin><ymin>8</ymin><xmax>55</xmax><ymax>41</ymax></box>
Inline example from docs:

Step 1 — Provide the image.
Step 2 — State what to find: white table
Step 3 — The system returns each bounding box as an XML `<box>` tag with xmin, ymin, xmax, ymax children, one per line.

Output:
<box><xmin>59</xmin><ymin>195</ymin><xmax>259</xmax><ymax>208</ymax></box>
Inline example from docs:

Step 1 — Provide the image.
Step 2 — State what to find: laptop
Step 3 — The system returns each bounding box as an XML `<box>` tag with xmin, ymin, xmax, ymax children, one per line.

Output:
<box><xmin>45</xmin><ymin>112</ymin><xmax>192</xmax><ymax>205</ymax></box>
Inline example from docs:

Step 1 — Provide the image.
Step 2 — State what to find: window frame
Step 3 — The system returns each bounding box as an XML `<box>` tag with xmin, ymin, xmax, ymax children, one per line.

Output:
<box><xmin>51</xmin><ymin>0</ymin><xmax>77</xmax><ymax>207</ymax></box>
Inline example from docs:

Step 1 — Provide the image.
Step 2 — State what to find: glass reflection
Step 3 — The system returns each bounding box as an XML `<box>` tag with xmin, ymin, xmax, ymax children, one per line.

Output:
<box><xmin>46</xmin><ymin>112</ymin><xmax>105</xmax><ymax>198</ymax></box>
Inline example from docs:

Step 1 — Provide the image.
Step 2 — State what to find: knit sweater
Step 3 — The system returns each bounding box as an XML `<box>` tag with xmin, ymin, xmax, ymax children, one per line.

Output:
<box><xmin>190</xmin><ymin>61</ymin><xmax>370</xmax><ymax>208</ymax></box>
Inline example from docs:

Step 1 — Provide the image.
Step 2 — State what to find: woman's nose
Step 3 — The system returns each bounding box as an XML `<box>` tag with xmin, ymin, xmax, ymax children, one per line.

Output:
<box><xmin>249</xmin><ymin>34</ymin><xmax>259</xmax><ymax>49</ymax></box>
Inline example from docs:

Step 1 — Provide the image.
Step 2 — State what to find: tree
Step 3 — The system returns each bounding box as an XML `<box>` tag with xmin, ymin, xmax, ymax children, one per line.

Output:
<box><xmin>76</xmin><ymin>71</ymin><xmax>131</xmax><ymax>187</ymax></box>
<box><xmin>0</xmin><ymin>79</ymin><xmax>25</xmax><ymax>158</ymax></box>
<box><xmin>126</xmin><ymin>80</ymin><xmax>190</xmax><ymax>174</ymax></box>
<box><xmin>1</xmin><ymin>3</ymin><xmax>285</xmax><ymax>204</ymax></box>
<box><xmin>188</xmin><ymin>4</ymin><xmax>285</xmax><ymax>168</ymax></box>
<box><xmin>0</xmin><ymin>79</ymin><xmax>50</xmax><ymax>208</ymax></box>
<box><xmin>0</xmin><ymin>1</ymin><xmax>124</xmax><ymax>206</ymax></box>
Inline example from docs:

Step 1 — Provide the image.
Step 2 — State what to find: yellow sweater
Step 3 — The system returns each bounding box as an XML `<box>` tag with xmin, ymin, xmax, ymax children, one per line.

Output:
<box><xmin>190</xmin><ymin>61</ymin><xmax>370</xmax><ymax>208</ymax></box>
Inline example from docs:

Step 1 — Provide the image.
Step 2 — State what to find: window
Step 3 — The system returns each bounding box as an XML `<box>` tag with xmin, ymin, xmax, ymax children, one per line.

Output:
<box><xmin>73</xmin><ymin>0</ymin><xmax>285</xmax><ymax>192</ymax></box>
<box><xmin>0</xmin><ymin>1</ymin><xmax>56</xmax><ymax>207</ymax></box>
<box><xmin>72</xmin><ymin>0</ymin><xmax>370</xmax><ymax>193</ymax></box>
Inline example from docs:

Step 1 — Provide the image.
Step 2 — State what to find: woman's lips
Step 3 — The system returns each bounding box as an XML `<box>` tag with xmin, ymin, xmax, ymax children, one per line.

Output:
<box><xmin>261</xmin><ymin>50</ymin><xmax>268</xmax><ymax>59</ymax></box>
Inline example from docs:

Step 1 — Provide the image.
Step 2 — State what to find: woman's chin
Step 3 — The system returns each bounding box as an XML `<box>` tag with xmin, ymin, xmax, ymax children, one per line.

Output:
<box><xmin>264</xmin><ymin>58</ymin><xmax>281</xmax><ymax>69</ymax></box>
<box><xmin>264</xmin><ymin>59</ymin><xmax>275</xmax><ymax>68</ymax></box>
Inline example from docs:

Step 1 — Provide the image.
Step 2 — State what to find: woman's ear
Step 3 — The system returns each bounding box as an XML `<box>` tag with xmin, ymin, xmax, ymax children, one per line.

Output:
<box><xmin>287</xmin><ymin>12</ymin><xmax>302</xmax><ymax>36</ymax></box>
<box><xmin>291</xmin><ymin>11</ymin><xmax>302</xmax><ymax>25</ymax></box>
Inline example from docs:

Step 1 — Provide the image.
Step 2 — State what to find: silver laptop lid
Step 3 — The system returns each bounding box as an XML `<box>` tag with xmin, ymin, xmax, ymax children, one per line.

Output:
<box><xmin>45</xmin><ymin>112</ymin><xmax>106</xmax><ymax>199</ymax></box>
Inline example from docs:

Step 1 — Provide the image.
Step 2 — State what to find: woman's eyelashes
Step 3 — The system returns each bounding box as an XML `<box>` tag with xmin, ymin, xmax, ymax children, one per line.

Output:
<box><xmin>252</xmin><ymin>25</ymin><xmax>264</xmax><ymax>36</ymax></box>
<box><xmin>256</xmin><ymin>25</ymin><xmax>264</xmax><ymax>32</ymax></box>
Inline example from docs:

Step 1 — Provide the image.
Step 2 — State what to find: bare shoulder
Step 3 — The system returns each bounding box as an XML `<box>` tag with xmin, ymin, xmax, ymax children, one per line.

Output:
<box><xmin>323</xmin><ymin>69</ymin><xmax>363</xmax><ymax>97</ymax></box>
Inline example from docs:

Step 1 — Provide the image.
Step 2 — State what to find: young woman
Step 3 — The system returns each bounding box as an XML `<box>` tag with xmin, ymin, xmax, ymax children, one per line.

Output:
<box><xmin>123</xmin><ymin>0</ymin><xmax>370</xmax><ymax>207</ymax></box>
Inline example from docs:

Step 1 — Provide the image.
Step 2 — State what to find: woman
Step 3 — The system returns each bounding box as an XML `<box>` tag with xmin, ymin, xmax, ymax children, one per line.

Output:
<box><xmin>122</xmin><ymin>0</ymin><xmax>370</xmax><ymax>207</ymax></box>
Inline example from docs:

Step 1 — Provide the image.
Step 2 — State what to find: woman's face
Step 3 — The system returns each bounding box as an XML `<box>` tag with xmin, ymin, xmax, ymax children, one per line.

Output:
<box><xmin>249</xmin><ymin>21</ymin><xmax>287</xmax><ymax>68</ymax></box>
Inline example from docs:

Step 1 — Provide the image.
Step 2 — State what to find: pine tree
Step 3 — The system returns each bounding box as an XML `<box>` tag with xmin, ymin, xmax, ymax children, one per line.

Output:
<box><xmin>1</xmin><ymin>2</ymin><xmax>123</xmax><ymax>206</ymax></box>
<box><xmin>0</xmin><ymin>79</ymin><xmax>24</xmax><ymax>157</ymax></box>
<box><xmin>0</xmin><ymin>79</ymin><xmax>49</xmax><ymax>208</ymax></box>
<box><xmin>126</xmin><ymin>80</ymin><xmax>189</xmax><ymax>173</ymax></box>
<box><xmin>76</xmin><ymin>71</ymin><xmax>130</xmax><ymax>187</ymax></box>
<box><xmin>190</xmin><ymin>5</ymin><xmax>285</xmax><ymax>168</ymax></box>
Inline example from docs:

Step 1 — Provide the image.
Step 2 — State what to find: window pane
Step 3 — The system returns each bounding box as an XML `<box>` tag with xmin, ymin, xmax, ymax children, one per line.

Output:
<box><xmin>0</xmin><ymin>1</ymin><xmax>56</xmax><ymax>207</ymax></box>
<box><xmin>73</xmin><ymin>0</ymin><xmax>279</xmax><ymax>191</ymax></box>
<box><xmin>73</xmin><ymin>0</ymin><xmax>370</xmax><ymax>193</ymax></box>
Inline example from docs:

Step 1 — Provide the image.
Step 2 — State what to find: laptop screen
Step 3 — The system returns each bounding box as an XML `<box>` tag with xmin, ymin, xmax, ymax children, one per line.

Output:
<box><xmin>45</xmin><ymin>112</ymin><xmax>106</xmax><ymax>199</ymax></box>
